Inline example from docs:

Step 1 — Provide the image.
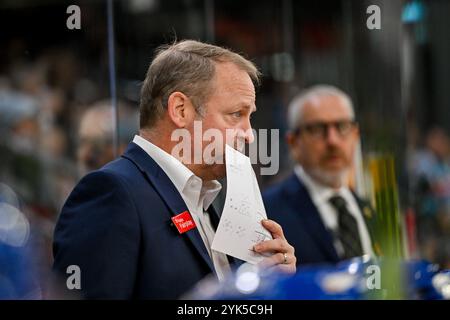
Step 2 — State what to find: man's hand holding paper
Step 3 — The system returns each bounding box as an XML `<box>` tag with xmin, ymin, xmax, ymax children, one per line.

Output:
<box><xmin>212</xmin><ymin>145</ymin><xmax>296</xmax><ymax>274</ymax></box>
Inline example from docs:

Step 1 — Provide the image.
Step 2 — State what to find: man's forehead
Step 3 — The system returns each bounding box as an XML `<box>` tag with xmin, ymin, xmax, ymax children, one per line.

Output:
<box><xmin>302</xmin><ymin>94</ymin><xmax>352</xmax><ymax>119</ymax></box>
<box><xmin>213</xmin><ymin>63</ymin><xmax>255</xmax><ymax>97</ymax></box>
<box><xmin>215</xmin><ymin>62</ymin><xmax>254</xmax><ymax>84</ymax></box>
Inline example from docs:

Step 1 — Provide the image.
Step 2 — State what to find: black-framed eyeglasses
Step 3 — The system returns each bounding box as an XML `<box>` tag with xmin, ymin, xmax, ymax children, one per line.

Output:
<box><xmin>293</xmin><ymin>120</ymin><xmax>357</xmax><ymax>139</ymax></box>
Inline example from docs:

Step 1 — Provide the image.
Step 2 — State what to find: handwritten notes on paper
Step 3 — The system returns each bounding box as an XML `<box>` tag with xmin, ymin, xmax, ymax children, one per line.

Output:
<box><xmin>211</xmin><ymin>145</ymin><xmax>272</xmax><ymax>264</ymax></box>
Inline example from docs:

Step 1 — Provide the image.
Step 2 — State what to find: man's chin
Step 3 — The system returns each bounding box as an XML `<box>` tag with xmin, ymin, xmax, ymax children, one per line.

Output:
<box><xmin>309</xmin><ymin>167</ymin><xmax>348</xmax><ymax>188</ymax></box>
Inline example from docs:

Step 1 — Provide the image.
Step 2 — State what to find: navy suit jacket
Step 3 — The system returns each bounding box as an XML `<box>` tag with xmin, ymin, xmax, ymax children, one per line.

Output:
<box><xmin>263</xmin><ymin>174</ymin><xmax>376</xmax><ymax>267</ymax></box>
<box><xmin>53</xmin><ymin>142</ymin><xmax>232</xmax><ymax>299</ymax></box>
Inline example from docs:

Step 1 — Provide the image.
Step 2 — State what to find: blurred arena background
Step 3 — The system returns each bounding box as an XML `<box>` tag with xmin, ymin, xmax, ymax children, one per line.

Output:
<box><xmin>0</xmin><ymin>0</ymin><xmax>449</xmax><ymax>298</ymax></box>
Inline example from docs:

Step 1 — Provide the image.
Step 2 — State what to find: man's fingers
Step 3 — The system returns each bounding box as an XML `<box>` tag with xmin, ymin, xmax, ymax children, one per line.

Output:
<box><xmin>253</xmin><ymin>238</ymin><xmax>290</xmax><ymax>254</ymax></box>
<box><xmin>257</xmin><ymin>252</ymin><xmax>297</xmax><ymax>274</ymax></box>
<box><xmin>261</xmin><ymin>219</ymin><xmax>285</xmax><ymax>239</ymax></box>
<box><xmin>255</xmin><ymin>219</ymin><xmax>296</xmax><ymax>274</ymax></box>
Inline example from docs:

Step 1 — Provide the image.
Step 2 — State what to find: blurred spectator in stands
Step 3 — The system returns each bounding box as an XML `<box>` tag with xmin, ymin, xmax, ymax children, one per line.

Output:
<box><xmin>77</xmin><ymin>99</ymin><xmax>138</xmax><ymax>175</ymax></box>
<box><xmin>410</xmin><ymin>126</ymin><xmax>450</xmax><ymax>268</ymax></box>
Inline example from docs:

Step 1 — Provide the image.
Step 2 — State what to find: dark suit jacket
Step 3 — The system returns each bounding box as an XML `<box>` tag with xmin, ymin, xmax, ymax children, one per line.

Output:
<box><xmin>53</xmin><ymin>142</ymin><xmax>231</xmax><ymax>299</ymax></box>
<box><xmin>262</xmin><ymin>174</ymin><xmax>377</xmax><ymax>266</ymax></box>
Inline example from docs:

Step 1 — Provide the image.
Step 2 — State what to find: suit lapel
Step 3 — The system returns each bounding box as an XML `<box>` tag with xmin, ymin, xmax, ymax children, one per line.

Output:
<box><xmin>121</xmin><ymin>142</ymin><xmax>215</xmax><ymax>273</ymax></box>
<box><xmin>284</xmin><ymin>174</ymin><xmax>340</xmax><ymax>262</ymax></box>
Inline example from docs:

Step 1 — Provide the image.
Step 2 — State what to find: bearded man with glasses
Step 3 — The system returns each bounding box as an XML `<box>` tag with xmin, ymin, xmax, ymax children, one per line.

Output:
<box><xmin>263</xmin><ymin>85</ymin><xmax>378</xmax><ymax>266</ymax></box>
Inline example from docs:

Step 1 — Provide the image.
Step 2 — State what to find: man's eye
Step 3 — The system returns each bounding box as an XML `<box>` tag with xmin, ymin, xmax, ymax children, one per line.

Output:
<box><xmin>306</xmin><ymin>124</ymin><xmax>325</xmax><ymax>136</ymax></box>
<box><xmin>231</xmin><ymin>111</ymin><xmax>242</xmax><ymax>118</ymax></box>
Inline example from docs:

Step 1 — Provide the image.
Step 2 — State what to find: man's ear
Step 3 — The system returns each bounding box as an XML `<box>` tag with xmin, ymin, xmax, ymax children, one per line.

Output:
<box><xmin>285</xmin><ymin>131</ymin><xmax>296</xmax><ymax>148</ymax></box>
<box><xmin>166</xmin><ymin>91</ymin><xmax>195</xmax><ymax>128</ymax></box>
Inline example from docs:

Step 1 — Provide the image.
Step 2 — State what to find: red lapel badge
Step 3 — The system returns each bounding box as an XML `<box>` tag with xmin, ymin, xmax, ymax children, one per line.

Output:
<box><xmin>171</xmin><ymin>211</ymin><xmax>196</xmax><ymax>234</ymax></box>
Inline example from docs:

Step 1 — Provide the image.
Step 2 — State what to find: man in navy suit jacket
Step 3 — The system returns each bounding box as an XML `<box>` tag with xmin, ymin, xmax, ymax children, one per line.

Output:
<box><xmin>263</xmin><ymin>85</ymin><xmax>378</xmax><ymax>267</ymax></box>
<box><xmin>53</xmin><ymin>40</ymin><xmax>296</xmax><ymax>299</ymax></box>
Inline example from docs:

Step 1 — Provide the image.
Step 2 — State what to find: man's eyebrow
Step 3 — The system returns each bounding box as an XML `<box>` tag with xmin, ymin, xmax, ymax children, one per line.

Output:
<box><xmin>240</xmin><ymin>104</ymin><xmax>257</xmax><ymax>113</ymax></box>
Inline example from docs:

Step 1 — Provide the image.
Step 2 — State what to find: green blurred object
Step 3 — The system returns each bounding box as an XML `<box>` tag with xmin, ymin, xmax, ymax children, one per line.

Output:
<box><xmin>365</xmin><ymin>154</ymin><xmax>406</xmax><ymax>299</ymax></box>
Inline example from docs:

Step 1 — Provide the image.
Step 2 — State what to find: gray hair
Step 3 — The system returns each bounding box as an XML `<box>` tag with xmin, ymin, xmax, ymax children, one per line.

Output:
<box><xmin>139</xmin><ymin>40</ymin><xmax>261</xmax><ymax>128</ymax></box>
<box><xmin>287</xmin><ymin>85</ymin><xmax>354</xmax><ymax>130</ymax></box>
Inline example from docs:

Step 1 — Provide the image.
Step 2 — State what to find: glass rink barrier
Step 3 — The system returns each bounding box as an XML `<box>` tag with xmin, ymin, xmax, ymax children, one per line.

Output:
<box><xmin>184</xmin><ymin>256</ymin><xmax>450</xmax><ymax>300</ymax></box>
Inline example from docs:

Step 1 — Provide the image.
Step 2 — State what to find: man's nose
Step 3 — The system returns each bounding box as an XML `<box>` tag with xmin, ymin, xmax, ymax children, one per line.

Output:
<box><xmin>325</xmin><ymin>125</ymin><xmax>341</xmax><ymax>145</ymax></box>
<box><xmin>242</xmin><ymin>118</ymin><xmax>254</xmax><ymax>144</ymax></box>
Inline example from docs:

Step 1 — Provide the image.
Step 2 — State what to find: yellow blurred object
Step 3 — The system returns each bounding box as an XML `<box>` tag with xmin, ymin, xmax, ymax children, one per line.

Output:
<box><xmin>366</xmin><ymin>154</ymin><xmax>405</xmax><ymax>258</ymax></box>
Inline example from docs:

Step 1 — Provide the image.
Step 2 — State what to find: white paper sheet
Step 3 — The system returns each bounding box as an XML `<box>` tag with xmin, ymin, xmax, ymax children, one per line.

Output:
<box><xmin>211</xmin><ymin>145</ymin><xmax>273</xmax><ymax>264</ymax></box>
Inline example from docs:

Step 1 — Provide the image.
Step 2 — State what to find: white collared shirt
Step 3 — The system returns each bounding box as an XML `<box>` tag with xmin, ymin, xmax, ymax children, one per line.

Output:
<box><xmin>133</xmin><ymin>135</ymin><xmax>231</xmax><ymax>281</ymax></box>
<box><xmin>294</xmin><ymin>165</ymin><xmax>374</xmax><ymax>258</ymax></box>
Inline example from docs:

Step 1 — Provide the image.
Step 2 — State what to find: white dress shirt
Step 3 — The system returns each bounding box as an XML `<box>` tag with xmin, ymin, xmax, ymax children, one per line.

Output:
<box><xmin>133</xmin><ymin>135</ymin><xmax>231</xmax><ymax>281</ymax></box>
<box><xmin>294</xmin><ymin>165</ymin><xmax>374</xmax><ymax>258</ymax></box>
